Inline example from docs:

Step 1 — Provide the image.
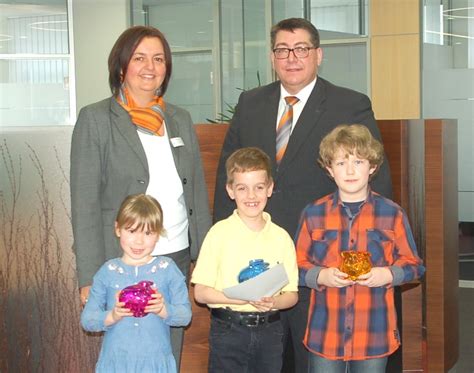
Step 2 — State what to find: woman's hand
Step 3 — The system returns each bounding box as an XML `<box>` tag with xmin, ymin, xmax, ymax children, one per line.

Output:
<box><xmin>80</xmin><ymin>286</ymin><xmax>91</xmax><ymax>306</ymax></box>
<box><xmin>145</xmin><ymin>291</ymin><xmax>168</xmax><ymax>319</ymax></box>
<box><xmin>318</xmin><ymin>267</ymin><xmax>354</xmax><ymax>288</ymax></box>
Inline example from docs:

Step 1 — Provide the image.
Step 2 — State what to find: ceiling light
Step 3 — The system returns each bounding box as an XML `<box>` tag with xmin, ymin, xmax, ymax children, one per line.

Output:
<box><xmin>29</xmin><ymin>20</ymin><xmax>67</xmax><ymax>32</ymax></box>
<box><xmin>0</xmin><ymin>34</ymin><xmax>13</xmax><ymax>42</ymax></box>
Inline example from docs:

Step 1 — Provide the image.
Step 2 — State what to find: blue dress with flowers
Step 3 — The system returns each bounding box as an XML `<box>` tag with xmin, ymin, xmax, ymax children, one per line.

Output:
<box><xmin>81</xmin><ymin>256</ymin><xmax>191</xmax><ymax>373</ymax></box>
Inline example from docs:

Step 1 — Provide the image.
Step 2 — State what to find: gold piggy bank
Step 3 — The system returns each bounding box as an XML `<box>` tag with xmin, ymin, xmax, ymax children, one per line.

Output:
<box><xmin>339</xmin><ymin>251</ymin><xmax>372</xmax><ymax>280</ymax></box>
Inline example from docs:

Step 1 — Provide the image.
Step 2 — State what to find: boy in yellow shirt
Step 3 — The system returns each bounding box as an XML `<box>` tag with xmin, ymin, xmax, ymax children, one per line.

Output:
<box><xmin>192</xmin><ymin>147</ymin><xmax>298</xmax><ymax>373</ymax></box>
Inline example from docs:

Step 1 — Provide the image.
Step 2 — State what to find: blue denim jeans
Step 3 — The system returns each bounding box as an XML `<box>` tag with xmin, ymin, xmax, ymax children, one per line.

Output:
<box><xmin>308</xmin><ymin>353</ymin><xmax>388</xmax><ymax>373</ymax></box>
<box><xmin>208</xmin><ymin>315</ymin><xmax>284</xmax><ymax>373</ymax></box>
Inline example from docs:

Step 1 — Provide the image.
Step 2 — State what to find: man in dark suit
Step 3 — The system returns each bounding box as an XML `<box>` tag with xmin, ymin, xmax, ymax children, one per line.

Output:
<box><xmin>213</xmin><ymin>18</ymin><xmax>393</xmax><ymax>373</ymax></box>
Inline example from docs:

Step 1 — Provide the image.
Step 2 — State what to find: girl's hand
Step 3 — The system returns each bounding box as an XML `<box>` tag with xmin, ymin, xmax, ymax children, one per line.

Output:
<box><xmin>249</xmin><ymin>297</ymin><xmax>275</xmax><ymax>312</ymax></box>
<box><xmin>145</xmin><ymin>291</ymin><xmax>168</xmax><ymax>318</ymax></box>
<box><xmin>356</xmin><ymin>267</ymin><xmax>393</xmax><ymax>287</ymax></box>
<box><xmin>105</xmin><ymin>292</ymin><xmax>133</xmax><ymax>326</ymax></box>
<box><xmin>318</xmin><ymin>267</ymin><xmax>354</xmax><ymax>288</ymax></box>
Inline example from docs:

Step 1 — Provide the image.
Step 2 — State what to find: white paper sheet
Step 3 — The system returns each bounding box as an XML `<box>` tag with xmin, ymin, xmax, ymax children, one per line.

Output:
<box><xmin>222</xmin><ymin>263</ymin><xmax>289</xmax><ymax>301</ymax></box>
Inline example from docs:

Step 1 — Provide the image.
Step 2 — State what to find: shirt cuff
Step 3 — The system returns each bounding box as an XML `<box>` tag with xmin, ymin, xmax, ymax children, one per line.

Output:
<box><xmin>389</xmin><ymin>265</ymin><xmax>404</xmax><ymax>286</ymax></box>
<box><xmin>305</xmin><ymin>266</ymin><xmax>324</xmax><ymax>290</ymax></box>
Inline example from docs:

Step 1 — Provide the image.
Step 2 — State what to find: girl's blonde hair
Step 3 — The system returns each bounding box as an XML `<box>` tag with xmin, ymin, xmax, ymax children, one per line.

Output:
<box><xmin>318</xmin><ymin>124</ymin><xmax>384</xmax><ymax>175</ymax></box>
<box><xmin>116</xmin><ymin>194</ymin><xmax>164</xmax><ymax>234</ymax></box>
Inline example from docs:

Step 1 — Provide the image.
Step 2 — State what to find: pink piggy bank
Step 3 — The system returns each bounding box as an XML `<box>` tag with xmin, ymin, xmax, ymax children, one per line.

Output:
<box><xmin>118</xmin><ymin>281</ymin><xmax>156</xmax><ymax>317</ymax></box>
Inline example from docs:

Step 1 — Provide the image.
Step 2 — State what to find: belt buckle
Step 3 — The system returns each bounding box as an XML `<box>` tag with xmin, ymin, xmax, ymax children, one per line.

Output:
<box><xmin>245</xmin><ymin>314</ymin><xmax>260</xmax><ymax>327</ymax></box>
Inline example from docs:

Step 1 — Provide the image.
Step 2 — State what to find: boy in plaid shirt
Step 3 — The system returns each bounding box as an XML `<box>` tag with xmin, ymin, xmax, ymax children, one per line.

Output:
<box><xmin>296</xmin><ymin>124</ymin><xmax>425</xmax><ymax>372</ymax></box>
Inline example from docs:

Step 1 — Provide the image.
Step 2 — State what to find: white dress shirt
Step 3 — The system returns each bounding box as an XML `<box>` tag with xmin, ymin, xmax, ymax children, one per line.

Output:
<box><xmin>276</xmin><ymin>77</ymin><xmax>317</xmax><ymax>132</ymax></box>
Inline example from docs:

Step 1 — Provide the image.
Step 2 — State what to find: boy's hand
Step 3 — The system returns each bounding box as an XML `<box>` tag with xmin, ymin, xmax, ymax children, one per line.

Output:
<box><xmin>318</xmin><ymin>267</ymin><xmax>354</xmax><ymax>288</ymax></box>
<box><xmin>145</xmin><ymin>291</ymin><xmax>168</xmax><ymax>318</ymax></box>
<box><xmin>250</xmin><ymin>297</ymin><xmax>275</xmax><ymax>312</ymax></box>
<box><xmin>356</xmin><ymin>267</ymin><xmax>393</xmax><ymax>287</ymax></box>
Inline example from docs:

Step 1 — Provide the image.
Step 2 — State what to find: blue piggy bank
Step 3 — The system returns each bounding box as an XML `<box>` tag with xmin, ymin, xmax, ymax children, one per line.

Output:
<box><xmin>238</xmin><ymin>259</ymin><xmax>269</xmax><ymax>283</ymax></box>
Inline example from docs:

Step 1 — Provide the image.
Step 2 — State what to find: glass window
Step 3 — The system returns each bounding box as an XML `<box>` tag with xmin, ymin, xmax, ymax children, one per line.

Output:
<box><xmin>422</xmin><ymin>0</ymin><xmax>474</xmax><ymax>224</ymax></box>
<box><xmin>311</xmin><ymin>0</ymin><xmax>368</xmax><ymax>40</ymax></box>
<box><xmin>423</xmin><ymin>0</ymin><xmax>448</xmax><ymax>45</ymax></box>
<box><xmin>219</xmin><ymin>0</ymin><xmax>245</xmax><ymax>119</ymax></box>
<box><xmin>273</xmin><ymin>0</ymin><xmax>305</xmax><ymax>21</ymax></box>
<box><xmin>0</xmin><ymin>0</ymin><xmax>72</xmax><ymax>127</ymax></box>
<box><xmin>242</xmin><ymin>0</ymin><xmax>270</xmax><ymax>91</ymax></box>
<box><xmin>166</xmin><ymin>52</ymin><xmax>214</xmax><ymax>125</ymax></box>
<box><xmin>318</xmin><ymin>43</ymin><xmax>368</xmax><ymax>95</ymax></box>
<box><xmin>131</xmin><ymin>0</ymin><xmax>217</xmax><ymax>123</ymax></box>
<box><xmin>220</xmin><ymin>0</ymin><xmax>268</xmax><ymax>115</ymax></box>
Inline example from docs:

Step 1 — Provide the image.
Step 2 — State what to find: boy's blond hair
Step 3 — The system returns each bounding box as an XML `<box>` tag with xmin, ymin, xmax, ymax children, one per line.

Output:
<box><xmin>225</xmin><ymin>147</ymin><xmax>272</xmax><ymax>185</ymax></box>
<box><xmin>318</xmin><ymin>124</ymin><xmax>384</xmax><ymax>175</ymax></box>
<box><xmin>116</xmin><ymin>194</ymin><xmax>164</xmax><ymax>234</ymax></box>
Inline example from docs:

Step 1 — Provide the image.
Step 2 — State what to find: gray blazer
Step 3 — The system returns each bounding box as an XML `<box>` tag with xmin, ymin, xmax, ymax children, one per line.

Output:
<box><xmin>71</xmin><ymin>97</ymin><xmax>211</xmax><ymax>288</ymax></box>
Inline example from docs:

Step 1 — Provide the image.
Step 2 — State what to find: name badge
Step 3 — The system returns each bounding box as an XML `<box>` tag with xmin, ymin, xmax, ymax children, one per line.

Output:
<box><xmin>170</xmin><ymin>137</ymin><xmax>185</xmax><ymax>147</ymax></box>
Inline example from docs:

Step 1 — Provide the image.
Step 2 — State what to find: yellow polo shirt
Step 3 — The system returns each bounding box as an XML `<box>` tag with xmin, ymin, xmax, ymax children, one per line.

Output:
<box><xmin>191</xmin><ymin>210</ymin><xmax>298</xmax><ymax>312</ymax></box>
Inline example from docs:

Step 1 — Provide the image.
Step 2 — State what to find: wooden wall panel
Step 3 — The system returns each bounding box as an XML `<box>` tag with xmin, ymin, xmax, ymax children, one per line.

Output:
<box><xmin>371</xmin><ymin>35</ymin><xmax>420</xmax><ymax>120</ymax></box>
<box><xmin>371</xmin><ymin>0</ymin><xmax>420</xmax><ymax>36</ymax></box>
<box><xmin>370</xmin><ymin>0</ymin><xmax>421</xmax><ymax>120</ymax></box>
<box><xmin>402</xmin><ymin>284</ymin><xmax>423</xmax><ymax>370</ymax></box>
<box><xmin>378</xmin><ymin>120</ymin><xmax>423</xmax><ymax>371</ymax></box>
<box><xmin>424</xmin><ymin>119</ymin><xmax>459</xmax><ymax>372</ymax></box>
<box><xmin>194</xmin><ymin>124</ymin><xmax>229</xmax><ymax>212</ymax></box>
<box><xmin>378</xmin><ymin>120</ymin><xmax>408</xmax><ymax>208</ymax></box>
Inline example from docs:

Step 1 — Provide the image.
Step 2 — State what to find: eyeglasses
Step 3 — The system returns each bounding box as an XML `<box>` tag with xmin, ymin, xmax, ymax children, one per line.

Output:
<box><xmin>272</xmin><ymin>46</ymin><xmax>317</xmax><ymax>59</ymax></box>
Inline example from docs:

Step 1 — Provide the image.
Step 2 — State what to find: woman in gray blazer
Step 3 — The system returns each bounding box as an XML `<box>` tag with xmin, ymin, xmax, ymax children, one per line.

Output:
<box><xmin>70</xmin><ymin>26</ymin><xmax>211</xmax><ymax>368</ymax></box>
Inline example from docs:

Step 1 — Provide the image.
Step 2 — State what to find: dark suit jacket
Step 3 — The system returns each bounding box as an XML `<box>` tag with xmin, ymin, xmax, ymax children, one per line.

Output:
<box><xmin>214</xmin><ymin>77</ymin><xmax>393</xmax><ymax>238</ymax></box>
<box><xmin>71</xmin><ymin>97</ymin><xmax>211</xmax><ymax>288</ymax></box>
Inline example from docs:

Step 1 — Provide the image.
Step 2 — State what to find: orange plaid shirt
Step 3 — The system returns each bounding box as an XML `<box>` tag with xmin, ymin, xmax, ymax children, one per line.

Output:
<box><xmin>296</xmin><ymin>190</ymin><xmax>425</xmax><ymax>360</ymax></box>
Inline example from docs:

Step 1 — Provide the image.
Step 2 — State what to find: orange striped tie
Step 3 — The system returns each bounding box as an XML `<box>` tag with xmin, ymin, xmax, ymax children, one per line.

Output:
<box><xmin>276</xmin><ymin>96</ymin><xmax>299</xmax><ymax>165</ymax></box>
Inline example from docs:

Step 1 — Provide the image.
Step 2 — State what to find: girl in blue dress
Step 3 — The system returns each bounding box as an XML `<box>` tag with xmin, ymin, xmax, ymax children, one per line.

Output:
<box><xmin>81</xmin><ymin>194</ymin><xmax>192</xmax><ymax>372</ymax></box>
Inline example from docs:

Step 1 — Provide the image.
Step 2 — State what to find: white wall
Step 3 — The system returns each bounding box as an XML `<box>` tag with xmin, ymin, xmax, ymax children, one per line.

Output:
<box><xmin>72</xmin><ymin>0</ymin><xmax>129</xmax><ymax>113</ymax></box>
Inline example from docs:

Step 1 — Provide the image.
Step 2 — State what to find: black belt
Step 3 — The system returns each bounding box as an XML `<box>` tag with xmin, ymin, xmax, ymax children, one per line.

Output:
<box><xmin>211</xmin><ymin>308</ymin><xmax>280</xmax><ymax>327</ymax></box>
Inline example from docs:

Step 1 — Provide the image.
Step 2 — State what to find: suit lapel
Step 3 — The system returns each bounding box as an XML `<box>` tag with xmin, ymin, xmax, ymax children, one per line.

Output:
<box><xmin>276</xmin><ymin>79</ymin><xmax>326</xmax><ymax>177</ymax></box>
<box><xmin>110</xmin><ymin>98</ymin><xmax>149</xmax><ymax>171</ymax></box>
<box><xmin>262</xmin><ymin>85</ymin><xmax>282</xmax><ymax>178</ymax></box>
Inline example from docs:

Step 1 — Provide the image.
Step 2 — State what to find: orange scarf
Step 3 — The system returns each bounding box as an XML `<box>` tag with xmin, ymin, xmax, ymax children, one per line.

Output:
<box><xmin>116</xmin><ymin>87</ymin><xmax>166</xmax><ymax>136</ymax></box>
